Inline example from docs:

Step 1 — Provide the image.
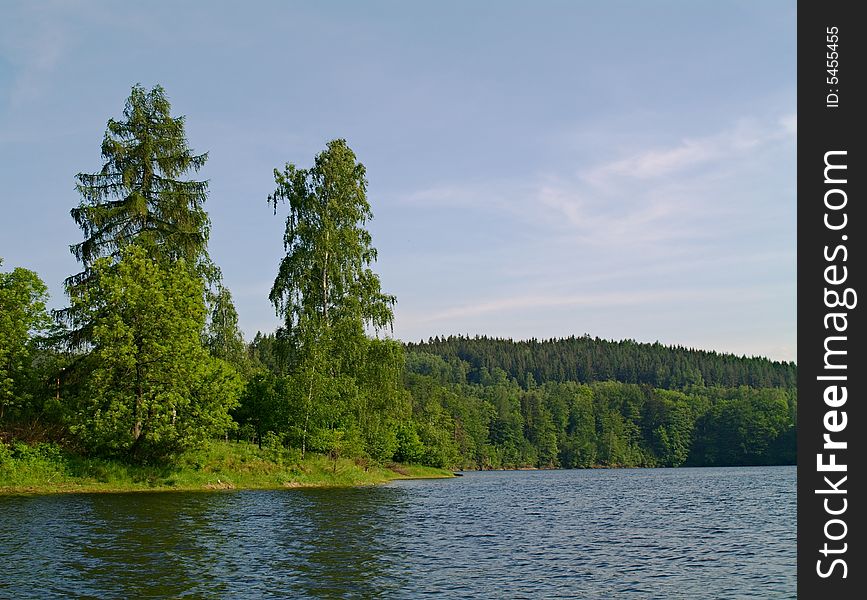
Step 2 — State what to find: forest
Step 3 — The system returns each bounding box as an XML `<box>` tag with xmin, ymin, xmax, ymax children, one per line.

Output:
<box><xmin>1</xmin><ymin>84</ymin><xmax>796</xmax><ymax>480</ymax></box>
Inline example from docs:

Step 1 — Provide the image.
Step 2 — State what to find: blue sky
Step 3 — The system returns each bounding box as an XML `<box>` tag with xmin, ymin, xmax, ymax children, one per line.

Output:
<box><xmin>0</xmin><ymin>1</ymin><xmax>796</xmax><ymax>361</ymax></box>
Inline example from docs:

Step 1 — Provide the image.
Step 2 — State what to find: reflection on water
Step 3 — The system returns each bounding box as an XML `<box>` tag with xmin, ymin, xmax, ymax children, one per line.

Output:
<box><xmin>0</xmin><ymin>466</ymin><xmax>794</xmax><ymax>598</ymax></box>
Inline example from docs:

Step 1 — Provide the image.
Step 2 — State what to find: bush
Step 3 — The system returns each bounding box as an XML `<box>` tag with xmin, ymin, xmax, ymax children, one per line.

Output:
<box><xmin>0</xmin><ymin>441</ymin><xmax>12</xmax><ymax>470</ymax></box>
<box><xmin>394</xmin><ymin>423</ymin><xmax>425</xmax><ymax>464</ymax></box>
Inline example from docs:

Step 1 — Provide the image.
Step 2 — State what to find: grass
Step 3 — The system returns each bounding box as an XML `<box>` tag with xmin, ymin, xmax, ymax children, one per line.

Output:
<box><xmin>0</xmin><ymin>440</ymin><xmax>453</xmax><ymax>495</ymax></box>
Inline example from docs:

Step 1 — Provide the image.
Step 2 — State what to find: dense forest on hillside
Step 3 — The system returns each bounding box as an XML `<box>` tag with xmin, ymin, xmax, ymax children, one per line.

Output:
<box><xmin>407</xmin><ymin>335</ymin><xmax>796</xmax><ymax>390</ymax></box>
<box><xmin>393</xmin><ymin>337</ymin><xmax>796</xmax><ymax>469</ymax></box>
<box><xmin>1</xmin><ymin>84</ymin><xmax>795</xmax><ymax>484</ymax></box>
<box><xmin>238</xmin><ymin>333</ymin><xmax>796</xmax><ymax>469</ymax></box>
<box><xmin>403</xmin><ymin>354</ymin><xmax>796</xmax><ymax>469</ymax></box>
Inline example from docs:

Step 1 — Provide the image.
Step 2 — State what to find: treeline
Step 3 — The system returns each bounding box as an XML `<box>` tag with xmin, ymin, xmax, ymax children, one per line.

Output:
<box><xmin>400</xmin><ymin>351</ymin><xmax>795</xmax><ymax>468</ymax></box>
<box><xmin>394</xmin><ymin>336</ymin><xmax>797</xmax><ymax>468</ymax></box>
<box><xmin>233</xmin><ymin>334</ymin><xmax>796</xmax><ymax>469</ymax></box>
<box><xmin>1</xmin><ymin>83</ymin><xmax>796</xmax><ymax>473</ymax></box>
<box><xmin>406</xmin><ymin>335</ymin><xmax>796</xmax><ymax>390</ymax></box>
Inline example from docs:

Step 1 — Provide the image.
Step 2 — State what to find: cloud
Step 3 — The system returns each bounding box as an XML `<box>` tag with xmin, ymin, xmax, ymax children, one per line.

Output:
<box><xmin>399</xmin><ymin>114</ymin><xmax>795</xmax><ymax>243</ymax></box>
<box><xmin>589</xmin><ymin>139</ymin><xmax>718</xmax><ymax>181</ymax></box>
<box><xmin>533</xmin><ymin>115</ymin><xmax>796</xmax><ymax>252</ymax></box>
<box><xmin>407</xmin><ymin>286</ymin><xmax>771</xmax><ymax>325</ymax></box>
<box><xmin>389</xmin><ymin>112</ymin><xmax>795</xmax><ymax>359</ymax></box>
<box><xmin>580</xmin><ymin>116</ymin><xmax>796</xmax><ymax>186</ymax></box>
<box><xmin>534</xmin><ymin>181</ymin><xmax>685</xmax><ymax>240</ymax></box>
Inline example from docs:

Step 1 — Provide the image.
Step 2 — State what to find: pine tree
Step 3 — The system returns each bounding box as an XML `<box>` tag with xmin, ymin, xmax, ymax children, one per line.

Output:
<box><xmin>60</xmin><ymin>84</ymin><xmax>214</xmax><ymax>344</ymax></box>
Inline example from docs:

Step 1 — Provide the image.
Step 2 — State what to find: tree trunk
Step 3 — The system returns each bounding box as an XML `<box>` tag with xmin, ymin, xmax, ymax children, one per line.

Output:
<box><xmin>302</xmin><ymin>364</ymin><xmax>314</xmax><ymax>458</ymax></box>
<box><xmin>133</xmin><ymin>366</ymin><xmax>143</xmax><ymax>441</ymax></box>
<box><xmin>322</xmin><ymin>247</ymin><xmax>329</xmax><ymax>325</ymax></box>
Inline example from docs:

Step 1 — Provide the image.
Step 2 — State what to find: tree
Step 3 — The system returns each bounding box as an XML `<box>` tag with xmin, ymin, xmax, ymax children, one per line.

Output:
<box><xmin>205</xmin><ymin>284</ymin><xmax>247</xmax><ymax>371</ymax></box>
<box><xmin>269</xmin><ymin>138</ymin><xmax>395</xmax><ymax>338</ymax></box>
<box><xmin>234</xmin><ymin>373</ymin><xmax>289</xmax><ymax>447</ymax></box>
<box><xmin>642</xmin><ymin>389</ymin><xmax>696</xmax><ymax>467</ymax></box>
<box><xmin>0</xmin><ymin>259</ymin><xmax>54</xmax><ymax>421</ymax></box>
<box><xmin>248</xmin><ymin>331</ymin><xmax>287</xmax><ymax>375</ymax></box>
<box><xmin>521</xmin><ymin>389</ymin><xmax>559</xmax><ymax>468</ymax></box>
<box><xmin>68</xmin><ymin>246</ymin><xmax>240</xmax><ymax>460</ymax></box>
<box><xmin>61</xmin><ymin>84</ymin><xmax>214</xmax><ymax>343</ymax></box>
<box><xmin>268</xmin><ymin>139</ymin><xmax>397</xmax><ymax>457</ymax></box>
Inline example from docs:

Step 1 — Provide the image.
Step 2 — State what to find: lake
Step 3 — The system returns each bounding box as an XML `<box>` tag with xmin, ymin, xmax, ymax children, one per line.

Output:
<box><xmin>0</xmin><ymin>466</ymin><xmax>794</xmax><ymax>598</ymax></box>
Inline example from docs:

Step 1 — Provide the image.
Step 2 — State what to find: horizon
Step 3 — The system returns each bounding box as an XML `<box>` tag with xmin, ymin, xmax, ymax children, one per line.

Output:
<box><xmin>399</xmin><ymin>333</ymin><xmax>797</xmax><ymax>365</ymax></box>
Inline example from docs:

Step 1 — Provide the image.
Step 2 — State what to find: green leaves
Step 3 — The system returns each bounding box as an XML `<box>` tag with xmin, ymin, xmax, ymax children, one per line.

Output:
<box><xmin>269</xmin><ymin>139</ymin><xmax>395</xmax><ymax>340</ymax></box>
<box><xmin>266</xmin><ymin>139</ymin><xmax>402</xmax><ymax>461</ymax></box>
<box><xmin>0</xmin><ymin>259</ymin><xmax>53</xmax><ymax>419</ymax></box>
<box><xmin>205</xmin><ymin>285</ymin><xmax>248</xmax><ymax>371</ymax></box>
<box><xmin>69</xmin><ymin>246</ymin><xmax>240</xmax><ymax>461</ymax></box>
<box><xmin>63</xmin><ymin>84</ymin><xmax>214</xmax><ymax>344</ymax></box>
<box><xmin>71</xmin><ymin>84</ymin><xmax>210</xmax><ymax>269</ymax></box>
<box><xmin>53</xmin><ymin>84</ymin><xmax>241</xmax><ymax>462</ymax></box>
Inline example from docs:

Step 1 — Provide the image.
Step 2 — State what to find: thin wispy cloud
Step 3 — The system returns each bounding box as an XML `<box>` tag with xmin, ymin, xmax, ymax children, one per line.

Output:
<box><xmin>399</xmin><ymin>113</ymin><xmax>794</xmax><ymax>251</ymax></box>
<box><xmin>408</xmin><ymin>286</ymin><xmax>774</xmax><ymax>325</ymax></box>
<box><xmin>387</xmin><ymin>111</ymin><xmax>795</xmax><ymax>359</ymax></box>
<box><xmin>580</xmin><ymin>116</ymin><xmax>796</xmax><ymax>185</ymax></box>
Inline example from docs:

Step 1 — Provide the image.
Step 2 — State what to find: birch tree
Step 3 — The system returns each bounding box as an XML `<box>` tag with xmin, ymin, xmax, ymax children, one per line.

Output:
<box><xmin>268</xmin><ymin>139</ymin><xmax>397</xmax><ymax>457</ymax></box>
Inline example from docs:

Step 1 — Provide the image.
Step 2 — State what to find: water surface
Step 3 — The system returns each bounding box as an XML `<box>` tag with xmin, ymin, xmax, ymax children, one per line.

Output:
<box><xmin>0</xmin><ymin>466</ymin><xmax>795</xmax><ymax>598</ymax></box>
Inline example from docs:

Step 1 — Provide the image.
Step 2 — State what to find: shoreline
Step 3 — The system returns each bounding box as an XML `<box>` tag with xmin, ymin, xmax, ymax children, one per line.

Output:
<box><xmin>0</xmin><ymin>441</ymin><xmax>453</xmax><ymax>497</ymax></box>
<box><xmin>456</xmin><ymin>462</ymin><xmax>795</xmax><ymax>473</ymax></box>
<box><xmin>0</xmin><ymin>469</ymin><xmax>455</xmax><ymax>497</ymax></box>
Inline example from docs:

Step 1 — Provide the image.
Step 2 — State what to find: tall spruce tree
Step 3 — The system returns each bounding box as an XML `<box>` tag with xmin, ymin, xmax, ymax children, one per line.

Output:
<box><xmin>61</xmin><ymin>84</ymin><xmax>214</xmax><ymax>344</ymax></box>
<box><xmin>54</xmin><ymin>84</ymin><xmax>242</xmax><ymax>459</ymax></box>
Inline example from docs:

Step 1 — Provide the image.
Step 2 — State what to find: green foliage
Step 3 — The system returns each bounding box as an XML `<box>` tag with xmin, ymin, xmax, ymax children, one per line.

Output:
<box><xmin>234</xmin><ymin>373</ymin><xmax>288</xmax><ymax>447</ymax></box>
<box><xmin>247</xmin><ymin>332</ymin><xmax>287</xmax><ymax>375</ymax></box>
<box><xmin>407</xmin><ymin>335</ymin><xmax>796</xmax><ymax>390</ymax></box>
<box><xmin>405</xmin><ymin>351</ymin><xmax>469</xmax><ymax>385</ymax></box>
<box><xmin>394</xmin><ymin>423</ymin><xmax>425</xmax><ymax>464</ymax></box>
<box><xmin>266</xmin><ymin>139</ymin><xmax>404</xmax><ymax>460</ymax></box>
<box><xmin>69</xmin><ymin>84</ymin><xmax>211</xmax><ymax>276</ymax></box>
<box><xmin>363</xmin><ymin>418</ymin><xmax>399</xmax><ymax>464</ymax></box>
<box><xmin>268</xmin><ymin>138</ymin><xmax>395</xmax><ymax>340</ymax></box>
<box><xmin>205</xmin><ymin>284</ymin><xmax>248</xmax><ymax>371</ymax></box>
<box><xmin>402</xmin><ymin>353</ymin><xmax>796</xmax><ymax>469</ymax></box>
<box><xmin>0</xmin><ymin>259</ymin><xmax>54</xmax><ymax>421</ymax></box>
<box><xmin>0</xmin><ymin>440</ymin><xmax>453</xmax><ymax>494</ymax></box>
<box><xmin>48</xmin><ymin>83</ymin><xmax>245</xmax><ymax>463</ymax></box>
<box><xmin>67</xmin><ymin>246</ymin><xmax>241</xmax><ymax>461</ymax></box>
<box><xmin>689</xmin><ymin>387</ymin><xmax>793</xmax><ymax>466</ymax></box>
<box><xmin>0</xmin><ymin>441</ymin><xmax>68</xmax><ymax>483</ymax></box>
<box><xmin>521</xmin><ymin>388</ymin><xmax>559</xmax><ymax>467</ymax></box>
<box><xmin>61</xmin><ymin>84</ymin><xmax>214</xmax><ymax>345</ymax></box>
<box><xmin>642</xmin><ymin>389</ymin><xmax>697</xmax><ymax>467</ymax></box>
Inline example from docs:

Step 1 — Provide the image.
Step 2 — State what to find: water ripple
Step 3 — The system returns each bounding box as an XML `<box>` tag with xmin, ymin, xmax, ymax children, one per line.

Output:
<box><xmin>0</xmin><ymin>466</ymin><xmax>795</xmax><ymax>598</ymax></box>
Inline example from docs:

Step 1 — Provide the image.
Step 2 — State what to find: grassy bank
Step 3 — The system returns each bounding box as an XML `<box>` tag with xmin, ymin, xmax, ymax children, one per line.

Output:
<box><xmin>0</xmin><ymin>440</ymin><xmax>453</xmax><ymax>495</ymax></box>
